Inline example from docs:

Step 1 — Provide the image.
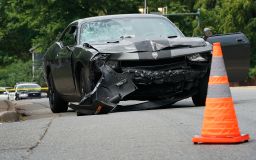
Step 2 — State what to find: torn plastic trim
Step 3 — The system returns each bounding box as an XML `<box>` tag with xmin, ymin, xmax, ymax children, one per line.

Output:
<box><xmin>187</xmin><ymin>53</ymin><xmax>207</xmax><ymax>62</ymax></box>
<box><xmin>90</xmin><ymin>52</ymin><xmax>111</xmax><ymax>68</ymax></box>
<box><xmin>124</xmin><ymin>67</ymin><xmax>206</xmax><ymax>85</ymax></box>
<box><xmin>78</xmin><ymin>64</ymin><xmax>137</xmax><ymax>114</ymax></box>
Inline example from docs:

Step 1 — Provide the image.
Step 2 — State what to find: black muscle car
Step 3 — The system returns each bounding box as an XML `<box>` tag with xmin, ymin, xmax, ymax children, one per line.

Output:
<box><xmin>44</xmin><ymin>14</ymin><xmax>212</xmax><ymax>114</ymax></box>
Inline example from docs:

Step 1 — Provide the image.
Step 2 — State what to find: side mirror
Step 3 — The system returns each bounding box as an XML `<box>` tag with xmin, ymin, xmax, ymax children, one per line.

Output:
<box><xmin>203</xmin><ymin>28</ymin><xmax>213</xmax><ymax>37</ymax></box>
<box><xmin>66</xmin><ymin>46</ymin><xmax>73</xmax><ymax>51</ymax></box>
<box><xmin>56</xmin><ymin>42</ymin><xmax>64</xmax><ymax>49</ymax></box>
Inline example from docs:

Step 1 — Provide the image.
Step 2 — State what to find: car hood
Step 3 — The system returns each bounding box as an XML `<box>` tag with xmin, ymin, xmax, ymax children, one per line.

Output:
<box><xmin>90</xmin><ymin>37</ymin><xmax>207</xmax><ymax>54</ymax></box>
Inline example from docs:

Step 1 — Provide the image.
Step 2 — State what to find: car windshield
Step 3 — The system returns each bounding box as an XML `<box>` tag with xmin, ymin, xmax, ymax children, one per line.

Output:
<box><xmin>80</xmin><ymin>17</ymin><xmax>183</xmax><ymax>44</ymax></box>
<box><xmin>17</xmin><ymin>84</ymin><xmax>41</xmax><ymax>91</ymax></box>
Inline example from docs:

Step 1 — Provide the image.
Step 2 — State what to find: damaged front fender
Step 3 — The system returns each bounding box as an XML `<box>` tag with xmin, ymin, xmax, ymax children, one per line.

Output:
<box><xmin>73</xmin><ymin>63</ymin><xmax>137</xmax><ymax>115</ymax></box>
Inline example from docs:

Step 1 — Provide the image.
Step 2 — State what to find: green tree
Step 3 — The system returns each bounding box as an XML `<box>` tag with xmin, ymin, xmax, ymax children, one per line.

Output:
<box><xmin>195</xmin><ymin>0</ymin><xmax>256</xmax><ymax>66</ymax></box>
<box><xmin>0</xmin><ymin>60</ymin><xmax>32</xmax><ymax>86</ymax></box>
<box><xmin>1</xmin><ymin>0</ymin><xmax>256</xmax><ymax>81</ymax></box>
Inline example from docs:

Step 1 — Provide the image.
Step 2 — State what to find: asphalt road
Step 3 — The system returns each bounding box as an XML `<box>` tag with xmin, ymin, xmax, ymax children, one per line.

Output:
<box><xmin>0</xmin><ymin>87</ymin><xmax>256</xmax><ymax>160</ymax></box>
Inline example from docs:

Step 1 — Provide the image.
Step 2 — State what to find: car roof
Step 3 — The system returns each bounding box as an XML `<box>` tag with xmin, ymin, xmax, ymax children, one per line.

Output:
<box><xmin>73</xmin><ymin>14</ymin><xmax>167</xmax><ymax>25</ymax></box>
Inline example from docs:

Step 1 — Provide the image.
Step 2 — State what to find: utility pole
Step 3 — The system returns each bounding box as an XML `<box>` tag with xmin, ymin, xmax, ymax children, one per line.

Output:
<box><xmin>29</xmin><ymin>45</ymin><xmax>40</xmax><ymax>81</ymax></box>
<box><xmin>144</xmin><ymin>0</ymin><xmax>147</xmax><ymax>14</ymax></box>
<box><xmin>163</xmin><ymin>8</ymin><xmax>201</xmax><ymax>28</ymax></box>
<box><xmin>32</xmin><ymin>51</ymin><xmax>35</xmax><ymax>80</ymax></box>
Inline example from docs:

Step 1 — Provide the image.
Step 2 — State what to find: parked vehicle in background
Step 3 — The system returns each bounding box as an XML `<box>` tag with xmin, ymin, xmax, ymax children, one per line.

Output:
<box><xmin>0</xmin><ymin>87</ymin><xmax>10</xmax><ymax>100</ymax></box>
<box><xmin>13</xmin><ymin>83</ymin><xmax>42</xmax><ymax>100</ymax></box>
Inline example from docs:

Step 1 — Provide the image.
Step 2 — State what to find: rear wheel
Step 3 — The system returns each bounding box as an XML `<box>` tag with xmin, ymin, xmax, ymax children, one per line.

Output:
<box><xmin>192</xmin><ymin>72</ymin><xmax>209</xmax><ymax>106</ymax></box>
<box><xmin>48</xmin><ymin>72</ymin><xmax>68</xmax><ymax>113</ymax></box>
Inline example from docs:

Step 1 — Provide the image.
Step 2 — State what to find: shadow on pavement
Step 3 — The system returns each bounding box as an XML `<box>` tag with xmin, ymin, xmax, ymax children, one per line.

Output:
<box><xmin>112</xmin><ymin>99</ymin><xmax>202</xmax><ymax>113</ymax></box>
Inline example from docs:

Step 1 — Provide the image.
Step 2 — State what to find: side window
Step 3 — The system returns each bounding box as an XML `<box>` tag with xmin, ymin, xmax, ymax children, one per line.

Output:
<box><xmin>61</xmin><ymin>25</ymin><xmax>77</xmax><ymax>46</ymax></box>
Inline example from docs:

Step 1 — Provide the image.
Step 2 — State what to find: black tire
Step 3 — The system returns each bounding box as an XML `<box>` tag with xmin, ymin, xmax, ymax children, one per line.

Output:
<box><xmin>192</xmin><ymin>72</ymin><xmax>209</xmax><ymax>106</ymax></box>
<box><xmin>48</xmin><ymin>72</ymin><xmax>68</xmax><ymax>113</ymax></box>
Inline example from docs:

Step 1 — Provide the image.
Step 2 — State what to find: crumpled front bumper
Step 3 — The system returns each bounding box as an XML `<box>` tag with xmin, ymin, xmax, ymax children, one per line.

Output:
<box><xmin>73</xmin><ymin>51</ymin><xmax>210</xmax><ymax>115</ymax></box>
<box><xmin>72</xmin><ymin>65</ymin><xmax>137</xmax><ymax>115</ymax></box>
<box><xmin>124</xmin><ymin>68</ymin><xmax>202</xmax><ymax>85</ymax></box>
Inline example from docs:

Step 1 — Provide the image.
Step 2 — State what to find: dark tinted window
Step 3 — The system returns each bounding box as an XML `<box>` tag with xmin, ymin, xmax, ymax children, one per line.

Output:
<box><xmin>61</xmin><ymin>26</ymin><xmax>77</xmax><ymax>46</ymax></box>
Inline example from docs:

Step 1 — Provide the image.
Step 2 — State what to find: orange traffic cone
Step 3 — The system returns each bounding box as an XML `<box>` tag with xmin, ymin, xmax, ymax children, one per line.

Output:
<box><xmin>192</xmin><ymin>42</ymin><xmax>250</xmax><ymax>144</ymax></box>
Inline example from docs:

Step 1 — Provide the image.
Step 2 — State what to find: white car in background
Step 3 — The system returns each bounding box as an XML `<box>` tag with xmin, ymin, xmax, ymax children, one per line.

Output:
<box><xmin>13</xmin><ymin>83</ymin><xmax>42</xmax><ymax>100</ymax></box>
<box><xmin>0</xmin><ymin>87</ymin><xmax>10</xmax><ymax>100</ymax></box>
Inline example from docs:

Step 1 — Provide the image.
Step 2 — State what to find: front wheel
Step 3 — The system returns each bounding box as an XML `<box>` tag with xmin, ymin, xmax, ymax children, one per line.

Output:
<box><xmin>48</xmin><ymin>72</ymin><xmax>68</xmax><ymax>113</ymax></box>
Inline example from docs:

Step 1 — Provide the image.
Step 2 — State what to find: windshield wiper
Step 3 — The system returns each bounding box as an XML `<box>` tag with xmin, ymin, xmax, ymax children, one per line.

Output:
<box><xmin>106</xmin><ymin>40</ymin><xmax>119</xmax><ymax>43</ymax></box>
<box><xmin>167</xmin><ymin>35</ymin><xmax>178</xmax><ymax>38</ymax></box>
<box><xmin>120</xmin><ymin>35</ymin><xmax>135</xmax><ymax>39</ymax></box>
<box><xmin>83</xmin><ymin>43</ymin><xmax>100</xmax><ymax>52</ymax></box>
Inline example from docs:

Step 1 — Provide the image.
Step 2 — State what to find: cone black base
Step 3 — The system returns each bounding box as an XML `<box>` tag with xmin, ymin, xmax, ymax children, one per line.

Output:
<box><xmin>193</xmin><ymin>134</ymin><xmax>250</xmax><ymax>144</ymax></box>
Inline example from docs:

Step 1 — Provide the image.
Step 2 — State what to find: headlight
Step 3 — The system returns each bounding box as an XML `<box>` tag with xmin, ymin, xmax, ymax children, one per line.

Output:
<box><xmin>105</xmin><ymin>61</ymin><xmax>119</xmax><ymax>69</ymax></box>
<box><xmin>187</xmin><ymin>53</ymin><xmax>207</xmax><ymax>62</ymax></box>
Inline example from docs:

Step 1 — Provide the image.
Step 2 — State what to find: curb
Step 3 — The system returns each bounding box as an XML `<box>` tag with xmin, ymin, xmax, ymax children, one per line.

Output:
<box><xmin>0</xmin><ymin>111</ymin><xmax>20</xmax><ymax>122</ymax></box>
<box><xmin>0</xmin><ymin>100</ymin><xmax>20</xmax><ymax>123</ymax></box>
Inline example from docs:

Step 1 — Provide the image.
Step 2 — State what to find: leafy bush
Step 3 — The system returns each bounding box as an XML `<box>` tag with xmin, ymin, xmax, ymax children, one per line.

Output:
<box><xmin>0</xmin><ymin>55</ymin><xmax>18</xmax><ymax>66</ymax></box>
<box><xmin>0</xmin><ymin>60</ymin><xmax>32</xmax><ymax>87</ymax></box>
<box><xmin>249</xmin><ymin>66</ymin><xmax>256</xmax><ymax>79</ymax></box>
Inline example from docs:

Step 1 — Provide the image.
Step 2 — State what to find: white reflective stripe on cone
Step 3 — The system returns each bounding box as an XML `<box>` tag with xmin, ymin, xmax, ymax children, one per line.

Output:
<box><xmin>210</xmin><ymin>57</ymin><xmax>227</xmax><ymax>76</ymax></box>
<box><xmin>207</xmin><ymin>84</ymin><xmax>232</xmax><ymax>98</ymax></box>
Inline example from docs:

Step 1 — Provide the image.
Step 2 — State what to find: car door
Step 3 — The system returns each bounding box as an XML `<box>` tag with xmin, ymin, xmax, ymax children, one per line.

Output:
<box><xmin>51</xmin><ymin>24</ymin><xmax>78</xmax><ymax>96</ymax></box>
<box><xmin>206</xmin><ymin>32</ymin><xmax>251</xmax><ymax>82</ymax></box>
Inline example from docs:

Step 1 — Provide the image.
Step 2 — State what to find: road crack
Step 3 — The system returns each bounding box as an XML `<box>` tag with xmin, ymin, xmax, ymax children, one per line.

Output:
<box><xmin>23</xmin><ymin>117</ymin><xmax>55</xmax><ymax>159</ymax></box>
<box><xmin>29</xmin><ymin>117</ymin><xmax>54</xmax><ymax>150</ymax></box>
